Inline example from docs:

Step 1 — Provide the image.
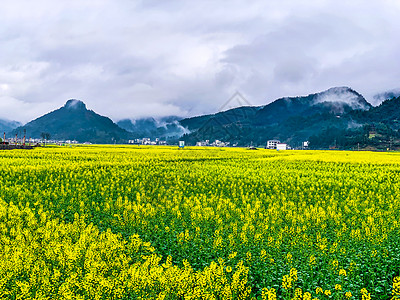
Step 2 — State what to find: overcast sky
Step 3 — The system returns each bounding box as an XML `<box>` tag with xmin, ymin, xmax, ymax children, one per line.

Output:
<box><xmin>0</xmin><ymin>0</ymin><xmax>399</xmax><ymax>123</ymax></box>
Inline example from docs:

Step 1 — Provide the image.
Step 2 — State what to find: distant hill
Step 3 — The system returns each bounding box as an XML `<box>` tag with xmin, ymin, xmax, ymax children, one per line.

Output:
<box><xmin>180</xmin><ymin>87</ymin><xmax>373</xmax><ymax>147</ymax></box>
<box><xmin>12</xmin><ymin>100</ymin><xmax>130</xmax><ymax>143</ymax></box>
<box><xmin>0</xmin><ymin>119</ymin><xmax>22</xmax><ymax>136</ymax></box>
<box><xmin>117</xmin><ymin>87</ymin><xmax>381</xmax><ymax>148</ymax></box>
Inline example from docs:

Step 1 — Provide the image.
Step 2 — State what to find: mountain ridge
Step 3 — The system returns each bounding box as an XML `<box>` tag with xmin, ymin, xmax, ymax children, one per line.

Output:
<box><xmin>6</xmin><ymin>86</ymin><xmax>400</xmax><ymax>149</ymax></box>
<box><xmin>179</xmin><ymin>86</ymin><xmax>373</xmax><ymax>146</ymax></box>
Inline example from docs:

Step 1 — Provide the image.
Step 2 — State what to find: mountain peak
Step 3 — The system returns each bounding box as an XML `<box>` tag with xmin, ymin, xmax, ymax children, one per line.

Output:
<box><xmin>325</xmin><ymin>86</ymin><xmax>353</xmax><ymax>93</ymax></box>
<box><xmin>65</xmin><ymin>99</ymin><xmax>86</xmax><ymax>110</ymax></box>
<box><xmin>315</xmin><ymin>86</ymin><xmax>370</xmax><ymax>110</ymax></box>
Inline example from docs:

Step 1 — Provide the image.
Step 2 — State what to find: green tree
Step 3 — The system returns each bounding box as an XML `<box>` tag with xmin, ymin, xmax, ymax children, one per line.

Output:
<box><xmin>41</xmin><ymin>132</ymin><xmax>51</xmax><ymax>146</ymax></box>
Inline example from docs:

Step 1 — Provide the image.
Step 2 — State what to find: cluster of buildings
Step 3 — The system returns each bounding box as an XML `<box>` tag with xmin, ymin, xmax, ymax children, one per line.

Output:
<box><xmin>128</xmin><ymin>137</ymin><xmax>310</xmax><ymax>149</ymax></box>
<box><xmin>2</xmin><ymin>137</ymin><xmax>77</xmax><ymax>145</ymax></box>
<box><xmin>195</xmin><ymin>140</ymin><xmax>234</xmax><ymax>147</ymax></box>
<box><xmin>193</xmin><ymin>139</ymin><xmax>309</xmax><ymax>150</ymax></box>
<box><xmin>128</xmin><ymin>138</ymin><xmax>167</xmax><ymax>145</ymax></box>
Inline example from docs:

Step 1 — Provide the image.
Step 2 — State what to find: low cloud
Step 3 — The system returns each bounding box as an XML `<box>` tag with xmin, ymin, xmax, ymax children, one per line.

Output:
<box><xmin>0</xmin><ymin>96</ymin><xmax>57</xmax><ymax>123</ymax></box>
<box><xmin>0</xmin><ymin>0</ymin><xmax>399</xmax><ymax>122</ymax></box>
<box><xmin>313</xmin><ymin>87</ymin><xmax>370</xmax><ymax>110</ymax></box>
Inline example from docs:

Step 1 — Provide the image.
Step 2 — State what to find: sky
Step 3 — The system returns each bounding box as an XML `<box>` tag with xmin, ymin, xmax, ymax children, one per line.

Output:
<box><xmin>0</xmin><ymin>0</ymin><xmax>399</xmax><ymax>123</ymax></box>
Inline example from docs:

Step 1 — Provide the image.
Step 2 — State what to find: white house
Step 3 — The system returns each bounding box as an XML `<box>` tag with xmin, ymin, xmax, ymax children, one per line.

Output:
<box><xmin>276</xmin><ymin>143</ymin><xmax>288</xmax><ymax>150</ymax></box>
<box><xmin>267</xmin><ymin>140</ymin><xmax>280</xmax><ymax>149</ymax></box>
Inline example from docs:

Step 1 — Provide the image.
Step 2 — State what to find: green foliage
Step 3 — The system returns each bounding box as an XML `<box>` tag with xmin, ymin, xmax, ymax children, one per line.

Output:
<box><xmin>0</xmin><ymin>146</ymin><xmax>399</xmax><ymax>299</ymax></box>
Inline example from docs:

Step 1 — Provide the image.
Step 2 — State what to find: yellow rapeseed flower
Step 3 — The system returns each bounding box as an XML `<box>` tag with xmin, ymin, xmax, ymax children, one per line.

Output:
<box><xmin>393</xmin><ymin>276</ymin><xmax>400</xmax><ymax>297</ymax></box>
<box><xmin>345</xmin><ymin>291</ymin><xmax>352</xmax><ymax>298</ymax></box>
<box><xmin>282</xmin><ymin>275</ymin><xmax>293</xmax><ymax>290</ymax></box>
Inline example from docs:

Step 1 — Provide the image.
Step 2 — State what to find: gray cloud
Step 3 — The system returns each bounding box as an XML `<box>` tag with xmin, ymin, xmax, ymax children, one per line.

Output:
<box><xmin>0</xmin><ymin>0</ymin><xmax>399</xmax><ymax>123</ymax></box>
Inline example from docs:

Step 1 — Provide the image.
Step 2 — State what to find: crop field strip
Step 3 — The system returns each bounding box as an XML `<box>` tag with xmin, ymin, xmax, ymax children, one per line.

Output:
<box><xmin>0</xmin><ymin>145</ymin><xmax>399</xmax><ymax>299</ymax></box>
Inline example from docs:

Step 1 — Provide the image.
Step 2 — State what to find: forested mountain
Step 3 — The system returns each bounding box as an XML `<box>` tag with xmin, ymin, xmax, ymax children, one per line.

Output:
<box><xmin>308</xmin><ymin>96</ymin><xmax>400</xmax><ymax>150</ymax></box>
<box><xmin>180</xmin><ymin>87</ymin><xmax>378</xmax><ymax>148</ymax></box>
<box><xmin>12</xmin><ymin>100</ymin><xmax>130</xmax><ymax>143</ymax></box>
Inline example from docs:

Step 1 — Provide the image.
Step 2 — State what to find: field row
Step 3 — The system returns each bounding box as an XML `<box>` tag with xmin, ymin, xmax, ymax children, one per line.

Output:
<box><xmin>0</xmin><ymin>146</ymin><xmax>399</xmax><ymax>299</ymax></box>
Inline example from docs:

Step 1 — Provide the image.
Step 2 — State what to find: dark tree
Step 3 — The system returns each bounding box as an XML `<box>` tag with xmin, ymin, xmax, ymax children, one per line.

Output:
<box><xmin>41</xmin><ymin>132</ymin><xmax>51</xmax><ymax>146</ymax></box>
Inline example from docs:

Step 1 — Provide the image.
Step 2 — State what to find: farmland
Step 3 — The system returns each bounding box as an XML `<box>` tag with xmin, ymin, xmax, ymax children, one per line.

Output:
<box><xmin>0</xmin><ymin>146</ymin><xmax>399</xmax><ymax>299</ymax></box>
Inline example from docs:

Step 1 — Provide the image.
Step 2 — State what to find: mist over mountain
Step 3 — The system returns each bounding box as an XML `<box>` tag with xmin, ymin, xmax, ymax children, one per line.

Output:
<box><xmin>373</xmin><ymin>89</ymin><xmax>400</xmax><ymax>103</ymax></box>
<box><xmin>0</xmin><ymin>119</ymin><xmax>22</xmax><ymax>136</ymax></box>
<box><xmin>117</xmin><ymin>116</ymin><xmax>188</xmax><ymax>140</ymax></box>
<box><xmin>251</xmin><ymin>87</ymin><xmax>370</xmax><ymax>126</ymax></box>
<box><xmin>115</xmin><ymin>86</ymin><xmax>375</xmax><ymax>147</ymax></box>
<box><xmin>11</xmin><ymin>100</ymin><xmax>130</xmax><ymax>143</ymax></box>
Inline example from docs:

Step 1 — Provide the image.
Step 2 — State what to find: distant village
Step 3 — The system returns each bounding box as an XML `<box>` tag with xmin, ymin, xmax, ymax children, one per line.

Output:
<box><xmin>2</xmin><ymin>132</ymin><xmax>310</xmax><ymax>150</ymax></box>
<box><xmin>192</xmin><ymin>139</ymin><xmax>310</xmax><ymax>150</ymax></box>
<box><xmin>128</xmin><ymin>138</ymin><xmax>168</xmax><ymax>145</ymax></box>
<box><xmin>129</xmin><ymin>137</ymin><xmax>310</xmax><ymax>150</ymax></box>
<box><xmin>1</xmin><ymin>132</ymin><xmax>80</xmax><ymax>147</ymax></box>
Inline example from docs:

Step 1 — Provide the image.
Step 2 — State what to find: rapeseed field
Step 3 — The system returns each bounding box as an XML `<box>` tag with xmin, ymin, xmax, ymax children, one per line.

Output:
<box><xmin>0</xmin><ymin>145</ymin><xmax>399</xmax><ymax>299</ymax></box>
